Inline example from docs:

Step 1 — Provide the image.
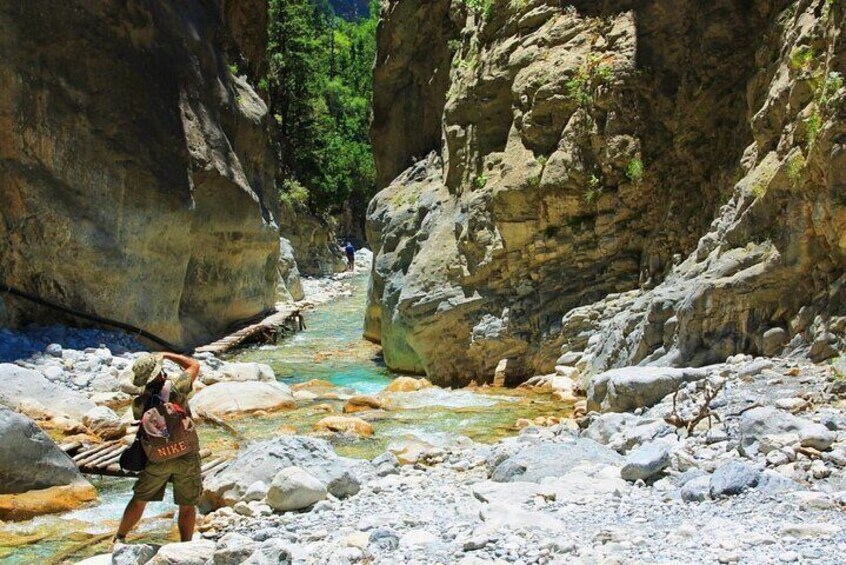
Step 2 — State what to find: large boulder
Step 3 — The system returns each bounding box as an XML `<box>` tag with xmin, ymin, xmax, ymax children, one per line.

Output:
<box><xmin>189</xmin><ymin>381</ymin><xmax>294</xmax><ymax>418</ymax></box>
<box><xmin>709</xmin><ymin>460</ymin><xmax>761</xmax><ymax>498</ymax></box>
<box><xmin>587</xmin><ymin>367</ymin><xmax>710</xmax><ymax>413</ymax></box>
<box><xmin>113</xmin><ymin>543</ymin><xmax>161</xmax><ymax>565</ymax></box>
<box><xmin>211</xmin><ymin>533</ymin><xmax>255</xmax><ymax>565</ymax></box>
<box><xmin>0</xmin><ymin>405</ymin><xmax>88</xmax><ymax>494</ymax></box>
<box><xmin>739</xmin><ymin>406</ymin><xmax>836</xmax><ymax>455</ymax></box>
<box><xmin>266</xmin><ymin>466</ymin><xmax>327</xmax><ymax>512</ymax></box>
<box><xmin>490</xmin><ymin>438</ymin><xmax>622</xmax><ymax>483</ymax></box>
<box><xmin>201</xmin><ymin>436</ymin><xmax>360</xmax><ymax>509</ymax></box>
<box><xmin>0</xmin><ymin>363</ymin><xmax>95</xmax><ymax>420</ymax></box>
<box><xmin>0</xmin><ymin>406</ymin><xmax>96</xmax><ymax>519</ymax></box>
<box><xmin>580</xmin><ymin>412</ymin><xmax>640</xmax><ymax>445</ymax></box>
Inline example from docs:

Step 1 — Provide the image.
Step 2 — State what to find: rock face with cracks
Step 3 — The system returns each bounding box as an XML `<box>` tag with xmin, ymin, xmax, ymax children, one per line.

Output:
<box><xmin>0</xmin><ymin>0</ymin><xmax>281</xmax><ymax>349</ymax></box>
<box><xmin>366</xmin><ymin>0</ymin><xmax>846</xmax><ymax>386</ymax></box>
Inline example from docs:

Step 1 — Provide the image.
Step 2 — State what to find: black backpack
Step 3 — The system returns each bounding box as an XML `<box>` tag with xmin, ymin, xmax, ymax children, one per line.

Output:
<box><xmin>119</xmin><ymin>378</ymin><xmax>165</xmax><ymax>472</ymax></box>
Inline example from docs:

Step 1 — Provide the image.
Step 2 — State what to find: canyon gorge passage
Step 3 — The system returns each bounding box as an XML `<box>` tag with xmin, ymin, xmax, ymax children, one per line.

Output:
<box><xmin>2</xmin><ymin>0</ymin><xmax>846</xmax><ymax>564</ymax></box>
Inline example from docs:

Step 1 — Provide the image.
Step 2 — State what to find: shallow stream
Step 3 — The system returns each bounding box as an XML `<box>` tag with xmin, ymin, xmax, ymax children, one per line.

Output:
<box><xmin>1</xmin><ymin>272</ymin><xmax>567</xmax><ymax>563</ymax></box>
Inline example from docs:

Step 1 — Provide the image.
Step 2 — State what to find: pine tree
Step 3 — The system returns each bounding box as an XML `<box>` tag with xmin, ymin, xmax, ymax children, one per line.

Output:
<box><xmin>266</xmin><ymin>0</ymin><xmax>378</xmax><ymax>226</ymax></box>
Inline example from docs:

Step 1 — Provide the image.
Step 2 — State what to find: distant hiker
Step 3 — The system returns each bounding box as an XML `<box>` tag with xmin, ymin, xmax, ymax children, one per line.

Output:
<box><xmin>114</xmin><ymin>352</ymin><xmax>201</xmax><ymax>546</ymax></box>
<box><xmin>345</xmin><ymin>241</ymin><xmax>355</xmax><ymax>271</ymax></box>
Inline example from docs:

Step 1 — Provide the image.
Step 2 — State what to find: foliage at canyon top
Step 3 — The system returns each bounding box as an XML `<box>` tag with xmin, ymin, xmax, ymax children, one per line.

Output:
<box><xmin>265</xmin><ymin>0</ymin><xmax>378</xmax><ymax>226</ymax></box>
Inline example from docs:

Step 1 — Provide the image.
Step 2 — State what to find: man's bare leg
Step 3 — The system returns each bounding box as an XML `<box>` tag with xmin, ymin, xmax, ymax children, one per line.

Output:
<box><xmin>116</xmin><ymin>499</ymin><xmax>147</xmax><ymax>540</ymax></box>
<box><xmin>178</xmin><ymin>505</ymin><xmax>196</xmax><ymax>542</ymax></box>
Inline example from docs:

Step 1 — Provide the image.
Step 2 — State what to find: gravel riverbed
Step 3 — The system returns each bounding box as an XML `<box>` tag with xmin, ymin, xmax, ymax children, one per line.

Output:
<box><xmin>4</xmin><ymin>273</ymin><xmax>846</xmax><ymax>564</ymax></box>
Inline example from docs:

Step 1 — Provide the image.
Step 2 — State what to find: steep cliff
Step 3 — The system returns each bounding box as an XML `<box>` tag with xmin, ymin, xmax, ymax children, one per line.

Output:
<box><xmin>366</xmin><ymin>0</ymin><xmax>846</xmax><ymax>386</ymax></box>
<box><xmin>279</xmin><ymin>203</ymin><xmax>348</xmax><ymax>277</ymax></box>
<box><xmin>0</xmin><ymin>0</ymin><xmax>281</xmax><ymax>348</ymax></box>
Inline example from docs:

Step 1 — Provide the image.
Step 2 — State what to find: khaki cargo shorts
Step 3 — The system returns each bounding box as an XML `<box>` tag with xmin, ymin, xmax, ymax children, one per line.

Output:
<box><xmin>133</xmin><ymin>453</ymin><xmax>202</xmax><ymax>506</ymax></box>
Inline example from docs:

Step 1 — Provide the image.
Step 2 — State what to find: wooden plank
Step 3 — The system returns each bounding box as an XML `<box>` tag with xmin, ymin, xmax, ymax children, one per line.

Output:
<box><xmin>200</xmin><ymin>457</ymin><xmax>225</xmax><ymax>473</ymax></box>
<box><xmin>103</xmin><ymin>463</ymin><xmax>132</xmax><ymax>476</ymax></box>
<box><xmin>73</xmin><ymin>442</ymin><xmax>115</xmax><ymax>464</ymax></box>
<box><xmin>95</xmin><ymin>453</ymin><xmax>124</xmax><ymax>470</ymax></box>
<box><xmin>76</xmin><ymin>442</ymin><xmax>123</xmax><ymax>467</ymax></box>
<box><xmin>201</xmin><ymin>460</ymin><xmax>230</xmax><ymax>479</ymax></box>
<box><xmin>83</xmin><ymin>444</ymin><xmax>127</xmax><ymax>469</ymax></box>
<box><xmin>195</xmin><ymin>306</ymin><xmax>301</xmax><ymax>354</ymax></box>
<box><xmin>59</xmin><ymin>441</ymin><xmax>82</xmax><ymax>454</ymax></box>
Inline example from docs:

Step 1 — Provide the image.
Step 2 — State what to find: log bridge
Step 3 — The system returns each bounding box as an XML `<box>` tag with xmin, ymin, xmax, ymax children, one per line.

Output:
<box><xmin>194</xmin><ymin>305</ymin><xmax>304</xmax><ymax>356</ymax></box>
<box><xmin>60</xmin><ymin>430</ymin><xmax>231</xmax><ymax>479</ymax></box>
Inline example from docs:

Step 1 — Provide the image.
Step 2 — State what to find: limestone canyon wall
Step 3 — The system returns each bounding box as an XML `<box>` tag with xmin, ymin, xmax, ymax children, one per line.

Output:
<box><xmin>0</xmin><ymin>0</ymin><xmax>281</xmax><ymax>348</ymax></box>
<box><xmin>366</xmin><ymin>0</ymin><xmax>846</xmax><ymax>386</ymax></box>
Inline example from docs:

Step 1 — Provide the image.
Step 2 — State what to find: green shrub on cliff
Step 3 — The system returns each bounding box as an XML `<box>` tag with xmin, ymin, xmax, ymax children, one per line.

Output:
<box><xmin>787</xmin><ymin>152</ymin><xmax>806</xmax><ymax>186</ymax></box>
<box><xmin>817</xmin><ymin>71</ymin><xmax>843</xmax><ymax>108</ymax></box>
<box><xmin>789</xmin><ymin>47</ymin><xmax>815</xmax><ymax>71</ymax></box>
<box><xmin>626</xmin><ymin>159</ymin><xmax>644</xmax><ymax>183</ymax></box>
<box><xmin>279</xmin><ymin>179</ymin><xmax>311</xmax><ymax>211</ymax></box>
<box><xmin>804</xmin><ymin>111</ymin><xmax>822</xmax><ymax>149</ymax></box>
<box><xmin>461</xmin><ymin>0</ymin><xmax>495</xmax><ymax>21</ymax></box>
<box><xmin>584</xmin><ymin>175</ymin><xmax>602</xmax><ymax>204</ymax></box>
<box><xmin>567</xmin><ymin>53</ymin><xmax>614</xmax><ymax>107</ymax></box>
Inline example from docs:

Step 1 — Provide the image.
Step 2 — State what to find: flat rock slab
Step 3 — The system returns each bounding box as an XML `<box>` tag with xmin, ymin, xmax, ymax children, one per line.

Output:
<box><xmin>490</xmin><ymin>438</ymin><xmax>622</xmax><ymax>483</ymax></box>
<box><xmin>587</xmin><ymin>366</ymin><xmax>710</xmax><ymax>413</ymax></box>
<box><xmin>189</xmin><ymin>381</ymin><xmax>294</xmax><ymax>417</ymax></box>
<box><xmin>480</xmin><ymin>502</ymin><xmax>567</xmax><ymax>533</ymax></box>
<box><xmin>0</xmin><ymin>363</ymin><xmax>95</xmax><ymax>420</ymax></box>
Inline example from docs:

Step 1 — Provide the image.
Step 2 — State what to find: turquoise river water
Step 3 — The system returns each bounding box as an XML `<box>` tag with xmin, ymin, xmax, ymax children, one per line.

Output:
<box><xmin>0</xmin><ymin>272</ymin><xmax>567</xmax><ymax>563</ymax></box>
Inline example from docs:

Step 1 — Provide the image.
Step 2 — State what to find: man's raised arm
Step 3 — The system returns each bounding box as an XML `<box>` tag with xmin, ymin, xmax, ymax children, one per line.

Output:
<box><xmin>160</xmin><ymin>352</ymin><xmax>200</xmax><ymax>383</ymax></box>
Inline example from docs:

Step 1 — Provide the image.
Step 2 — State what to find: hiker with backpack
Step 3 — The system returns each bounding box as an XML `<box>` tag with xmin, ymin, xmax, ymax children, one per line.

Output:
<box><xmin>345</xmin><ymin>241</ymin><xmax>355</xmax><ymax>271</ymax></box>
<box><xmin>114</xmin><ymin>352</ymin><xmax>201</xmax><ymax>545</ymax></box>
